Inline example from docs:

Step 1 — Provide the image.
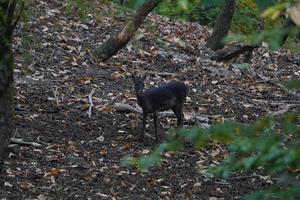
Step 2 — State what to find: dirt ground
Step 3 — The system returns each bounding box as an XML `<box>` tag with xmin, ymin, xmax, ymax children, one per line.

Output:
<box><xmin>1</xmin><ymin>1</ymin><xmax>299</xmax><ymax>199</ymax></box>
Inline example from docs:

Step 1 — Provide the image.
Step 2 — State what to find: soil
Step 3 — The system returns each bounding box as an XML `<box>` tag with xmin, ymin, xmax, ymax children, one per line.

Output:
<box><xmin>1</xmin><ymin>1</ymin><xmax>299</xmax><ymax>199</ymax></box>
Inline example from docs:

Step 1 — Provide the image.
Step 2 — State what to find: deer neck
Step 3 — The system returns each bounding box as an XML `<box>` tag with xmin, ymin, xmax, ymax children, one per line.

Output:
<box><xmin>135</xmin><ymin>89</ymin><xmax>144</xmax><ymax>106</ymax></box>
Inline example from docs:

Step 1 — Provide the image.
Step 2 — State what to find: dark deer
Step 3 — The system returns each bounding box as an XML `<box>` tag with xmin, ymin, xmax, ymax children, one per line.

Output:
<box><xmin>132</xmin><ymin>73</ymin><xmax>188</xmax><ymax>141</ymax></box>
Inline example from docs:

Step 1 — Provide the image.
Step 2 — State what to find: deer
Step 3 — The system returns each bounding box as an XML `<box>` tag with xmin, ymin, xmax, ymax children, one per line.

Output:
<box><xmin>131</xmin><ymin>73</ymin><xmax>188</xmax><ymax>141</ymax></box>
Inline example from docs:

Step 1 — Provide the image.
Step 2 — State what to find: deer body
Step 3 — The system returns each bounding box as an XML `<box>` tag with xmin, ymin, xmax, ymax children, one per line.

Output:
<box><xmin>132</xmin><ymin>75</ymin><xmax>188</xmax><ymax>141</ymax></box>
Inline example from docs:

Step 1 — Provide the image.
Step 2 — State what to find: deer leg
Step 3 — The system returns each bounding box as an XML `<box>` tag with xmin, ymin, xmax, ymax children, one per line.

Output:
<box><xmin>140</xmin><ymin>112</ymin><xmax>147</xmax><ymax>141</ymax></box>
<box><xmin>153</xmin><ymin>112</ymin><xmax>159</xmax><ymax>141</ymax></box>
<box><xmin>172</xmin><ymin>106</ymin><xmax>183</xmax><ymax>128</ymax></box>
<box><xmin>180</xmin><ymin>108</ymin><xmax>184</xmax><ymax>127</ymax></box>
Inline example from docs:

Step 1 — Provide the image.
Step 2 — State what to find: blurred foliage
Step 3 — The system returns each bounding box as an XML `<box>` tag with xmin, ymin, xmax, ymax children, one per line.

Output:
<box><xmin>65</xmin><ymin>0</ymin><xmax>94</xmax><ymax>19</ymax></box>
<box><xmin>64</xmin><ymin>0</ymin><xmax>299</xmax><ymax>51</ymax></box>
<box><xmin>129</xmin><ymin>0</ymin><xmax>299</xmax><ymax>51</ymax></box>
<box><xmin>157</xmin><ymin>0</ymin><xmax>222</xmax><ymax>26</ymax></box>
<box><xmin>156</xmin><ymin>0</ymin><xmax>262</xmax><ymax>34</ymax></box>
<box><xmin>20</xmin><ymin>0</ymin><xmax>33</xmax><ymax>22</ymax></box>
<box><xmin>284</xmin><ymin>79</ymin><xmax>300</xmax><ymax>90</ymax></box>
<box><xmin>19</xmin><ymin>35</ymin><xmax>34</xmax><ymax>72</ymax></box>
<box><xmin>126</xmin><ymin>113</ymin><xmax>300</xmax><ymax>199</ymax></box>
<box><xmin>231</xmin><ymin>0</ymin><xmax>260</xmax><ymax>34</ymax></box>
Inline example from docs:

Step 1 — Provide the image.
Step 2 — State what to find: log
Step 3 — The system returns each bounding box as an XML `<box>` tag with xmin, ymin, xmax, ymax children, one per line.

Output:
<box><xmin>108</xmin><ymin>103</ymin><xmax>212</xmax><ymax>128</ymax></box>
<box><xmin>211</xmin><ymin>44</ymin><xmax>260</xmax><ymax>62</ymax></box>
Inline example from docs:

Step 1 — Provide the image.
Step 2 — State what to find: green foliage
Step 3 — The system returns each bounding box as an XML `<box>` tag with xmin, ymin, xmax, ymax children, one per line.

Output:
<box><xmin>126</xmin><ymin>112</ymin><xmax>300</xmax><ymax>199</ymax></box>
<box><xmin>232</xmin><ymin>0</ymin><xmax>260</xmax><ymax>34</ymax></box>
<box><xmin>121</xmin><ymin>0</ymin><xmax>147</xmax><ymax>9</ymax></box>
<box><xmin>246</xmin><ymin>183</ymin><xmax>300</xmax><ymax>200</ymax></box>
<box><xmin>156</xmin><ymin>0</ymin><xmax>222</xmax><ymax>26</ymax></box>
<box><xmin>255</xmin><ymin>0</ymin><xmax>278</xmax><ymax>11</ymax></box>
<box><xmin>19</xmin><ymin>35</ymin><xmax>35</xmax><ymax>72</ymax></box>
<box><xmin>284</xmin><ymin>79</ymin><xmax>300</xmax><ymax>90</ymax></box>
<box><xmin>21</xmin><ymin>0</ymin><xmax>33</xmax><ymax>23</ymax></box>
<box><xmin>65</xmin><ymin>0</ymin><xmax>94</xmax><ymax>19</ymax></box>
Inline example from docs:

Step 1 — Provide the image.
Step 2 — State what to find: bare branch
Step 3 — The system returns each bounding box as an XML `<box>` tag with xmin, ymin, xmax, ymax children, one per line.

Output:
<box><xmin>269</xmin><ymin>104</ymin><xmax>299</xmax><ymax>116</ymax></box>
<box><xmin>145</xmin><ymin>71</ymin><xmax>180</xmax><ymax>77</ymax></box>
<box><xmin>6</xmin><ymin>0</ymin><xmax>17</xmax><ymax>28</ymax></box>
<box><xmin>10</xmin><ymin>138</ymin><xmax>41</xmax><ymax>147</ymax></box>
<box><xmin>11</xmin><ymin>0</ymin><xmax>24</xmax><ymax>31</ymax></box>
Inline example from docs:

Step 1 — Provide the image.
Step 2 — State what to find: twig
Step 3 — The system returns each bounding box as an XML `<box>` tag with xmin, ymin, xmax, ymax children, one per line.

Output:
<box><xmin>86</xmin><ymin>48</ymin><xmax>97</xmax><ymax>65</ymax></box>
<box><xmin>227</xmin><ymin>175</ymin><xmax>261</xmax><ymax>180</ymax></box>
<box><xmin>10</xmin><ymin>138</ymin><xmax>41</xmax><ymax>147</ymax></box>
<box><xmin>52</xmin><ymin>86</ymin><xmax>60</xmax><ymax>106</ymax></box>
<box><xmin>11</xmin><ymin>1</ymin><xmax>25</xmax><ymax>31</ymax></box>
<box><xmin>88</xmin><ymin>88</ymin><xmax>95</xmax><ymax>118</ymax></box>
<box><xmin>102</xmin><ymin>94</ymin><xmax>122</xmax><ymax>107</ymax></box>
<box><xmin>215</xmin><ymin>181</ymin><xmax>230</xmax><ymax>185</ymax></box>
<box><xmin>265</xmin><ymin>80</ymin><xmax>289</xmax><ymax>93</ymax></box>
<box><xmin>144</xmin><ymin>71</ymin><xmax>180</xmax><ymax>77</ymax></box>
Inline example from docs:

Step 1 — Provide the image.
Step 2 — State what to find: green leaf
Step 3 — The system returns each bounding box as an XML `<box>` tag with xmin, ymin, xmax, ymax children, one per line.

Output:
<box><xmin>210</xmin><ymin>122</ymin><xmax>238</xmax><ymax>143</ymax></box>
<box><xmin>255</xmin><ymin>0</ymin><xmax>277</xmax><ymax>11</ymax></box>
<box><xmin>284</xmin><ymin>79</ymin><xmax>300</xmax><ymax>90</ymax></box>
<box><xmin>138</xmin><ymin>152</ymin><xmax>161</xmax><ymax>170</ymax></box>
<box><xmin>165</xmin><ymin>140</ymin><xmax>183</xmax><ymax>152</ymax></box>
<box><xmin>122</xmin><ymin>156</ymin><xmax>137</xmax><ymax>166</ymax></box>
<box><xmin>242</xmin><ymin>156</ymin><xmax>258</xmax><ymax>170</ymax></box>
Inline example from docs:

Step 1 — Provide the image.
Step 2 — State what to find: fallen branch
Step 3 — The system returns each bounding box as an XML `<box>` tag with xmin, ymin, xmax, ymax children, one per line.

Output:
<box><xmin>10</xmin><ymin>138</ymin><xmax>41</xmax><ymax>147</ymax></box>
<box><xmin>265</xmin><ymin>80</ymin><xmax>290</xmax><ymax>93</ymax></box>
<box><xmin>228</xmin><ymin>174</ymin><xmax>262</xmax><ymax>180</ymax></box>
<box><xmin>269</xmin><ymin>104</ymin><xmax>299</xmax><ymax>116</ymax></box>
<box><xmin>88</xmin><ymin>88</ymin><xmax>95</xmax><ymax>118</ymax></box>
<box><xmin>256</xmin><ymin>77</ymin><xmax>298</xmax><ymax>97</ymax></box>
<box><xmin>109</xmin><ymin>103</ymin><xmax>212</xmax><ymax>127</ymax></box>
<box><xmin>211</xmin><ymin>44</ymin><xmax>260</xmax><ymax>62</ymax></box>
<box><xmin>145</xmin><ymin>71</ymin><xmax>180</xmax><ymax>77</ymax></box>
<box><xmin>113</xmin><ymin>103</ymin><xmax>142</xmax><ymax>113</ymax></box>
<box><xmin>102</xmin><ymin>95</ymin><xmax>122</xmax><ymax>107</ymax></box>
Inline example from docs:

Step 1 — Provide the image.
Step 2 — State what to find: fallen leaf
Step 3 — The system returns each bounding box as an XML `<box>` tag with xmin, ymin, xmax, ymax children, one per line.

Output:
<box><xmin>122</xmin><ymin>143</ymin><xmax>131</xmax><ymax>149</ymax></box>
<box><xmin>44</xmin><ymin>168</ymin><xmax>61</xmax><ymax>178</ymax></box>
<box><xmin>80</xmin><ymin>76</ymin><xmax>93</xmax><ymax>84</ymax></box>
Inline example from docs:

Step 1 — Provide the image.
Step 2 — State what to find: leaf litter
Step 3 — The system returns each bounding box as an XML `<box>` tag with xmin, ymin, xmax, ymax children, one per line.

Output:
<box><xmin>2</xmin><ymin>0</ymin><xmax>300</xmax><ymax>199</ymax></box>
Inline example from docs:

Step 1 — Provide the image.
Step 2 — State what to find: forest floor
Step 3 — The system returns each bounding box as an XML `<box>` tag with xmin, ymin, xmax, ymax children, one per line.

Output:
<box><xmin>1</xmin><ymin>0</ymin><xmax>300</xmax><ymax>199</ymax></box>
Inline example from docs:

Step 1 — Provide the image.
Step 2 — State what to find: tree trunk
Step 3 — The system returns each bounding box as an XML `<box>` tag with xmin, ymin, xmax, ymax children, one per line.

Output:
<box><xmin>0</xmin><ymin>38</ymin><xmax>14</xmax><ymax>172</ymax></box>
<box><xmin>0</xmin><ymin>0</ymin><xmax>23</xmax><ymax>172</ymax></box>
<box><xmin>206</xmin><ymin>0</ymin><xmax>236</xmax><ymax>51</ymax></box>
<box><xmin>95</xmin><ymin>0</ymin><xmax>161</xmax><ymax>61</ymax></box>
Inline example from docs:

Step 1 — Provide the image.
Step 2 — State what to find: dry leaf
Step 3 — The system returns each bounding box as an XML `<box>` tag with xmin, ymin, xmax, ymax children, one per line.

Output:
<box><xmin>44</xmin><ymin>168</ymin><xmax>61</xmax><ymax>178</ymax></box>
<box><xmin>81</xmin><ymin>103</ymin><xmax>90</xmax><ymax>111</ymax></box>
<box><xmin>99</xmin><ymin>106</ymin><xmax>113</xmax><ymax>112</ymax></box>
<box><xmin>122</xmin><ymin>143</ymin><xmax>131</xmax><ymax>149</ymax></box>
<box><xmin>80</xmin><ymin>76</ymin><xmax>93</xmax><ymax>84</ymax></box>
